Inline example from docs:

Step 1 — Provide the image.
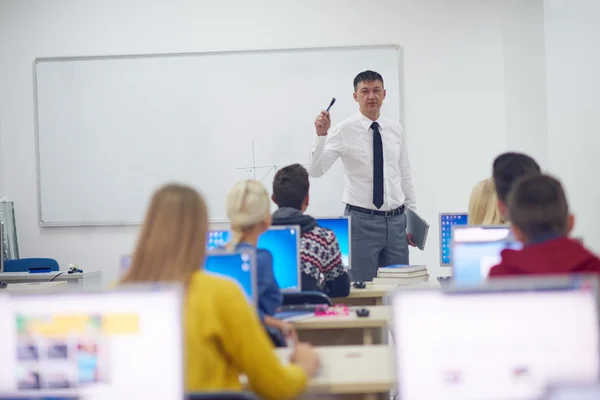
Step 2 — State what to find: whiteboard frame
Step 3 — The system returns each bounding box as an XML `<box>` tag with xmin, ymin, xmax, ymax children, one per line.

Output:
<box><xmin>33</xmin><ymin>44</ymin><xmax>404</xmax><ymax>227</ymax></box>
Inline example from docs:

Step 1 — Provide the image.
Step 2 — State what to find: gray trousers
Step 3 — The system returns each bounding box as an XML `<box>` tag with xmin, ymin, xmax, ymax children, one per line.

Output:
<box><xmin>344</xmin><ymin>205</ymin><xmax>409</xmax><ymax>282</ymax></box>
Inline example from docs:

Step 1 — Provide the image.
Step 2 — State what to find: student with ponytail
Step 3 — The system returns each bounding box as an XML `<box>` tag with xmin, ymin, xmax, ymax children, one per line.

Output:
<box><xmin>121</xmin><ymin>184</ymin><xmax>318</xmax><ymax>399</ymax></box>
<box><xmin>225</xmin><ymin>179</ymin><xmax>296</xmax><ymax>341</ymax></box>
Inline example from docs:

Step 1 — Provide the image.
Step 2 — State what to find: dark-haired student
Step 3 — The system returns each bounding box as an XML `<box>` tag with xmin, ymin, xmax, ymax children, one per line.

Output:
<box><xmin>489</xmin><ymin>174</ymin><xmax>600</xmax><ymax>277</ymax></box>
<box><xmin>271</xmin><ymin>164</ymin><xmax>350</xmax><ymax>297</ymax></box>
<box><xmin>492</xmin><ymin>152</ymin><xmax>541</xmax><ymax>220</ymax></box>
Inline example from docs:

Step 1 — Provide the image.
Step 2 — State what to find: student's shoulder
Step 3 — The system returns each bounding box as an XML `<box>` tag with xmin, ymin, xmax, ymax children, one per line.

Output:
<box><xmin>237</xmin><ymin>243</ymin><xmax>272</xmax><ymax>262</ymax></box>
<box><xmin>307</xmin><ymin>225</ymin><xmax>338</xmax><ymax>245</ymax></box>
<box><xmin>256</xmin><ymin>248</ymin><xmax>273</xmax><ymax>261</ymax></box>
<box><xmin>190</xmin><ymin>270</ymin><xmax>241</xmax><ymax>295</ymax></box>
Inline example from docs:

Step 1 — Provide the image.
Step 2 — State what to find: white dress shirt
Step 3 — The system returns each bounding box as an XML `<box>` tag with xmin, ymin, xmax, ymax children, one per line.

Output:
<box><xmin>308</xmin><ymin>111</ymin><xmax>416</xmax><ymax>211</ymax></box>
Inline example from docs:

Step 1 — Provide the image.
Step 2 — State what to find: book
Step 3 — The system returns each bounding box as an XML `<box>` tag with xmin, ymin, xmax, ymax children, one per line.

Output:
<box><xmin>377</xmin><ymin>270</ymin><xmax>428</xmax><ymax>279</ymax></box>
<box><xmin>378</xmin><ymin>265</ymin><xmax>427</xmax><ymax>274</ymax></box>
<box><xmin>373</xmin><ymin>274</ymin><xmax>430</xmax><ymax>285</ymax></box>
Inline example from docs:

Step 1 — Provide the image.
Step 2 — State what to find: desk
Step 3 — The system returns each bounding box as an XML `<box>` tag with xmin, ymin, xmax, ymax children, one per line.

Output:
<box><xmin>332</xmin><ymin>278</ymin><xmax>441</xmax><ymax>307</ymax></box>
<box><xmin>5</xmin><ymin>281</ymin><xmax>68</xmax><ymax>293</ymax></box>
<box><xmin>0</xmin><ymin>270</ymin><xmax>101</xmax><ymax>288</ymax></box>
<box><xmin>292</xmin><ymin>306</ymin><xmax>391</xmax><ymax>346</ymax></box>
<box><xmin>276</xmin><ymin>345</ymin><xmax>395</xmax><ymax>400</ymax></box>
<box><xmin>332</xmin><ymin>284</ymin><xmax>397</xmax><ymax>307</ymax></box>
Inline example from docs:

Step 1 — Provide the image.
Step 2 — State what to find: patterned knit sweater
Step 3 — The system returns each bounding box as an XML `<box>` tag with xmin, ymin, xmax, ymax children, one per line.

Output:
<box><xmin>271</xmin><ymin>208</ymin><xmax>350</xmax><ymax>298</ymax></box>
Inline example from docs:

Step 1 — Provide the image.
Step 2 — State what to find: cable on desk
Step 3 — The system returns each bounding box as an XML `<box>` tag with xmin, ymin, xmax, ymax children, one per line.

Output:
<box><xmin>50</xmin><ymin>272</ymin><xmax>64</xmax><ymax>282</ymax></box>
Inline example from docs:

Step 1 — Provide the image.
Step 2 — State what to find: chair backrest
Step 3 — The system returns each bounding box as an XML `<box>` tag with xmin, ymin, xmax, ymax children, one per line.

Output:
<box><xmin>282</xmin><ymin>291</ymin><xmax>332</xmax><ymax>306</ymax></box>
<box><xmin>186</xmin><ymin>392</ymin><xmax>258</xmax><ymax>400</ymax></box>
<box><xmin>3</xmin><ymin>258</ymin><xmax>60</xmax><ymax>273</ymax></box>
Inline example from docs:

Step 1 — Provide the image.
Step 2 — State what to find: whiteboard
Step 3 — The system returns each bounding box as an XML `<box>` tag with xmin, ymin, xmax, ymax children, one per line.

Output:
<box><xmin>34</xmin><ymin>45</ymin><xmax>403</xmax><ymax>226</ymax></box>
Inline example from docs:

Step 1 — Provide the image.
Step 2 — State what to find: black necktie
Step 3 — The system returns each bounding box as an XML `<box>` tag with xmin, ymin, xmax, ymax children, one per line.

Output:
<box><xmin>372</xmin><ymin>122</ymin><xmax>384</xmax><ymax>209</ymax></box>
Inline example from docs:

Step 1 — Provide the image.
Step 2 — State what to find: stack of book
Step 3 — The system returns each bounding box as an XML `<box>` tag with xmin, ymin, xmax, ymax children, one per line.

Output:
<box><xmin>372</xmin><ymin>265</ymin><xmax>429</xmax><ymax>285</ymax></box>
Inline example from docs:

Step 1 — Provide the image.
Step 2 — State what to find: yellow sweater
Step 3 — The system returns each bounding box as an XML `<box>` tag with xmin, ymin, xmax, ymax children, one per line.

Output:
<box><xmin>185</xmin><ymin>271</ymin><xmax>307</xmax><ymax>399</ymax></box>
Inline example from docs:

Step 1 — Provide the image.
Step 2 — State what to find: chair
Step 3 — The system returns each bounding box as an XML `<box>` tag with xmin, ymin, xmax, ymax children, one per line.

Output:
<box><xmin>3</xmin><ymin>258</ymin><xmax>59</xmax><ymax>273</ymax></box>
<box><xmin>282</xmin><ymin>291</ymin><xmax>332</xmax><ymax>307</ymax></box>
<box><xmin>186</xmin><ymin>392</ymin><xmax>258</xmax><ymax>400</ymax></box>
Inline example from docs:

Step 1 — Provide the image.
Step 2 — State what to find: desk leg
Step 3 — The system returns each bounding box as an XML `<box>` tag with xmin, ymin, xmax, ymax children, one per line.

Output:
<box><xmin>82</xmin><ymin>275</ymin><xmax>101</xmax><ymax>289</ymax></box>
<box><xmin>363</xmin><ymin>328</ymin><xmax>373</xmax><ymax>345</ymax></box>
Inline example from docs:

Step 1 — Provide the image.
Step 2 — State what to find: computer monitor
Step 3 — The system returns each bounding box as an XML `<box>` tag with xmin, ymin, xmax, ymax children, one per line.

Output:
<box><xmin>316</xmin><ymin>216</ymin><xmax>351</xmax><ymax>268</ymax></box>
<box><xmin>204</xmin><ymin>248</ymin><xmax>257</xmax><ymax>306</ymax></box>
<box><xmin>0</xmin><ymin>221</ymin><xmax>4</xmax><ymax>273</ymax></box>
<box><xmin>392</xmin><ymin>278</ymin><xmax>600</xmax><ymax>400</ymax></box>
<box><xmin>207</xmin><ymin>225</ymin><xmax>301</xmax><ymax>291</ymax></box>
<box><xmin>439</xmin><ymin>213</ymin><xmax>468</xmax><ymax>266</ymax></box>
<box><xmin>543</xmin><ymin>384</ymin><xmax>600</xmax><ymax>399</ymax></box>
<box><xmin>0</xmin><ymin>395</ymin><xmax>79</xmax><ymax>399</ymax></box>
<box><xmin>0</xmin><ymin>286</ymin><xmax>184</xmax><ymax>400</ymax></box>
<box><xmin>451</xmin><ymin>225</ymin><xmax>521</xmax><ymax>285</ymax></box>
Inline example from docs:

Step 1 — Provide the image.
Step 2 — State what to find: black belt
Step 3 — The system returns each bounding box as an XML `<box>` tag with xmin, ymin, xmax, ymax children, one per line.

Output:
<box><xmin>346</xmin><ymin>204</ymin><xmax>405</xmax><ymax>217</ymax></box>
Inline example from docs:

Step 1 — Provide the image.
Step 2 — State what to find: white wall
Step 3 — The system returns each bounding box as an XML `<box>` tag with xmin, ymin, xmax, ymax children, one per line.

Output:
<box><xmin>502</xmin><ymin>0</ymin><xmax>548</xmax><ymax>167</ymax></box>
<box><xmin>0</xmin><ymin>0</ymin><xmax>547</xmax><ymax>284</ymax></box>
<box><xmin>544</xmin><ymin>0</ymin><xmax>600</xmax><ymax>253</ymax></box>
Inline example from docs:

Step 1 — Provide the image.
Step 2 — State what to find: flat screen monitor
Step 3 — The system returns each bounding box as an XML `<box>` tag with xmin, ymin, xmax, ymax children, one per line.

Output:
<box><xmin>543</xmin><ymin>384</ymin><xmax>600</xmax><ymax>399</ymax></box>
<box><xmin>204</xmin><ymin>248</ymin><xmax>256</xmax><ymax>306</ymax></box>
<box><xmin>439</xmin><ymin>213</ymin><xmax>468</xmax><ymax>266</ymax></box>
<box><xmin>0</xmin><ymin>286</ymin><xmax>184</xmax><ymax>400</ymax></box>
<box><xmin>0</xmin><ymin>222</ymin><xmax>4</xmax><ymax>273</ymax></box>
<box><xmin>451</xmin><ymin>225</ymin><xmax>521</xmax><ymax>285</ymax></box>
<box><xmin>207</xmin><ymin>225</ymin><xmax>301</xmax><ymax>291</ymax></box>
<box><xmin>392</xmin><ymin>278</ymin><xmax>600</xmax><ymax>400</ymax></box>
<box><xmin>316</xmin><ymin>216</ymin><xmax>351</xmax><ymax>268</ymax></box>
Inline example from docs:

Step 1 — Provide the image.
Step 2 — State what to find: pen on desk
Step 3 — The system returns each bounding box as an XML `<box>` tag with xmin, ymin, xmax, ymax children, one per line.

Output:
<box><xmin>326</xmin><ymin>98</ymin><xmax>336</xmax><ymax>112</ymax></box>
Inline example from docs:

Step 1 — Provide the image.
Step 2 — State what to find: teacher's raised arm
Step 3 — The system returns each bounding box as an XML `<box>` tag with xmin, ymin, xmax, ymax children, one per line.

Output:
<box><xmin>307</xmin><ymin>70</ymin><xmax>417</xmax><ymax>282</ymax></box>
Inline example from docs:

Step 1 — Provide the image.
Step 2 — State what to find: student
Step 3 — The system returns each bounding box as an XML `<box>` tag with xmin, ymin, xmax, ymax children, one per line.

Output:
<box><xmin>488</xmin><ymin>175</ymin><xmax>600</xmax><ymax>277</ymax></box>
<box><xmin>271</xmin><ymin>164</ymin><xmax>350</xmax><ymax>297</ymax></box>
<box><xmin>225</xmin><ymin>179</ymin><xmax>296</xmax><ymax>340</ymax></box>
<box><xmin>121</xmin><ymin>183</ymin><xmax>318</xmax><ymax>398</ymax></box>
<box><xmin>468</xmin><ymin>178</ymin><xmax>505</xmax><ymax>225</ymax></box>
<box><xmin>492</xmin><ymin>152</ymin><xmax>541</xmax><ymax>220</ymax></box>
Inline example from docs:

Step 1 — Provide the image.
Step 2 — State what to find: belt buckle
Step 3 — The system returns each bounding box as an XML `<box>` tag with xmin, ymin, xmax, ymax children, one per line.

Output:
<box><xmin>384</xmin><ymin>209</ymin><xmax>393</xmax><ymax>217</ymax></box>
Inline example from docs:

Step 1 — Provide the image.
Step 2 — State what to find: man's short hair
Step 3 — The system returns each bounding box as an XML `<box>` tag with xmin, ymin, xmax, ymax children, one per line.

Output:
<box><xmin>492</xmin><ymin>152</ymin><xmax>541</xmax><ymax>203</ymax></box>
<box><xmin>507</xmin><ymin>174</ymin><xmax>569</xmax><ymax>239</ymax></box>
<box><xmin>353</xmin><ymin>70</ymin><xmax>384</xmax><ymax>91</ymax></box>
<box><xmin>272</xmin><ymin>164</ymin><xmax>309</xmax><ymax>210</ymax></box>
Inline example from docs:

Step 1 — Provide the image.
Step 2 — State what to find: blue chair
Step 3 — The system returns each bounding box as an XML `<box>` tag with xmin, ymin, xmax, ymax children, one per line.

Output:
<box><xmin>187</xmin><ymin>392</ymin><xmax>258</xmax><ymax>400</ymax></box>
<box><xmin>282</xmin><ymin>291</ymin><xmax>332</xmax><ymax>307</ymax></box>
<box><xmin>3</xmin><ymin>258</ymin><xmax>59</xmax><ymax>273</ymax></box>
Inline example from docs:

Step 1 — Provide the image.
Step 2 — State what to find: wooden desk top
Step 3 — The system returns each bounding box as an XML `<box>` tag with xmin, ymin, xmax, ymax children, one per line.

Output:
<box><xmin>345</xmin><ymin>283</ymin><xmax>398</xmax><ymax>299</ymax></box>
<box><xmin>4</xmin><ymin>281</ymin><xmax>68</xmax><ymax>292</ymax></box>
<box><xmin>276</xmin><ymin>345</ymin><xmax>395</xmax><ymax>394</ymax></box>
<box><xmin>292</xmin><ymin>306</ymin><xmax>391</xmax><ymax>330</ymax></box>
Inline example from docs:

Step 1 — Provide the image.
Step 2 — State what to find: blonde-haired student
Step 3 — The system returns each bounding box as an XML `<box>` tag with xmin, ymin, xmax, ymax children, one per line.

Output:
<box><xmin>225</xmin><ymin>179</ymin><xmax>296</xmax><ymax>340</ymax></box>
<box><xmin>121</xmin><ymin>184</ymin><xmax>318</xmax><ymax>399</ymax></box>
<box><xmin>468</xmin><ymin>178</ymin><xmax>505</xmax><ymax>225</ymax></box>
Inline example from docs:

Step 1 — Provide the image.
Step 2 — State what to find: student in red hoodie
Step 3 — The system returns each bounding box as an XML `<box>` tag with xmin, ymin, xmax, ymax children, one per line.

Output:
<box><xmin>488</xmin><ymin>174</ymin><xmax>600</xmax><ymax>277</ymax></box>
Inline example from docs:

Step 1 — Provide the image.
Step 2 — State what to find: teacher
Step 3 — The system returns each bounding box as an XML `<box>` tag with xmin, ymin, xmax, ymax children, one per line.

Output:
<box><xmin>307</xmin><ymin>70</ymin><xmax>417</xmax><ymax>282</ymax></box>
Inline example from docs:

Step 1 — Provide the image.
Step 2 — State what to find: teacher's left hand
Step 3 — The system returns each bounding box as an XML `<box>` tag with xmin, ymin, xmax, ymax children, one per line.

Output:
<box><xmin>407</xmin><ymin>233</ymin><xmax>416</xmax><ymax>247</ymax></box>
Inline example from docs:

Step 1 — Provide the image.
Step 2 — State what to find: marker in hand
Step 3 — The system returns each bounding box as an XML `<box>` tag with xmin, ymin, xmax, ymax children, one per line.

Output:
<box><xmin>326</xmin><ymin>98</ymin><xmax>336</xmax><ymax>113</ymax></box>
<box><xmin>315</xmin><ymin>98</ymin><xmax>335</xmax><ymax>136</ymax></box>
